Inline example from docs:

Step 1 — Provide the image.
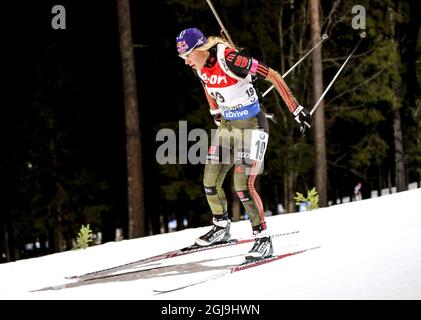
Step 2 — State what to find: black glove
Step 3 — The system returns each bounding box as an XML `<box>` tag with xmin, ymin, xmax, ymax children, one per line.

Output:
<box><xmin>292</xmin><ymin>105</ymin><xmax>312</xmax><ymax>133</ymax></box>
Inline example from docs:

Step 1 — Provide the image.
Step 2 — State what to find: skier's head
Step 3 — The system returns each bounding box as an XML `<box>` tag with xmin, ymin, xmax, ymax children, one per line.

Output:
<box><xmin>176</xmin><ymin>28</ymin><xmax>207</xmax><ymax>59</ymax></box>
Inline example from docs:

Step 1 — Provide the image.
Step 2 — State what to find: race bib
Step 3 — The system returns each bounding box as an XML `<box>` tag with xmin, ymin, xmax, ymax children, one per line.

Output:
<box><xmin>249</xmin><ymin>130</ymin><xmax>268</xmax><ymax>161</ymax></box>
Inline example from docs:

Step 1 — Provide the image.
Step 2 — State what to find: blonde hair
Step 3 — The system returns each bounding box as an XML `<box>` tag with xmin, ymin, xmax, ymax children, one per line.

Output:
<box><xmin>196</xmin><ymin>36</ymin><xmax>235</xmax><ymax>51</ymax></box>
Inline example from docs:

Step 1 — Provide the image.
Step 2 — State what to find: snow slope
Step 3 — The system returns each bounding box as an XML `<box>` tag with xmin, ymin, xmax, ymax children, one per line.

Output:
<box><xmin>0</xmin><ymin>188</ymin><xmax>420</xmax><ymax>300</ymax></box>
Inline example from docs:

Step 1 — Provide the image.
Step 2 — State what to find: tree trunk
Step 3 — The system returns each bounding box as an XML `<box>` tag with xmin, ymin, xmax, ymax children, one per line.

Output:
<box><xmin>4</xmin><ymin>225</ymin><xmax>10</xmax><ymax>262</ymax></box>
<box><xmin>5</xmin><ymin>217</ymin><xmax>17</xmax><ymax>261</ymax></box>
<box><xmin>393</xmin><ymin>109</ymin><xmax>407</xmax><ymax>192</ymax></box>
<box><xmin>405</xmin><ymin>0</ymin><xmax>421</xmax><ymax>189</ymax></box>
<box><xmin>55</xmin><ymin>214</ymin><xmax>65</xmax><ymax>252</ymax></box>
<box><xmin>309</xmin><ymin>0</ymin><xmax>327</xmax><ymax>207</ymax></box>
<box><xmin>284</xmin><ymin>171</ymin><xmax>296</xmax><ymax>213</ymax></box>
<box><xmin>117</xmin><ymin>0</ymin><xmax>146</xmax><ymax>238</ymax></box>
<box><xmin>389</xmin><ymin>7</ymin><xmax>408</xmax><ymax>193</ymax></box>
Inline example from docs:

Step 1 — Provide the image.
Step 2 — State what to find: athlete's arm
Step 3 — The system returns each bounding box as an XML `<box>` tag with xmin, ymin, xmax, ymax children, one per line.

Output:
<box><xmin>225</xmin><ymin>50</ymin><xmax>299</xmax><ymax>113</ymax></box>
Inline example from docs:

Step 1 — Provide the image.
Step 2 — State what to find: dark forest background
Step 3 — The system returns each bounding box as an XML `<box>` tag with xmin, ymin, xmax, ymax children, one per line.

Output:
<box><xmin>0</xmin><ymin>0</ymin><xmax>419</xmax><ymax>262</ymax></box>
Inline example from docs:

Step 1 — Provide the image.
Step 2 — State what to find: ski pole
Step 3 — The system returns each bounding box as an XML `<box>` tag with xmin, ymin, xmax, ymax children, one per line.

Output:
<box><xmin>206</xmin><ymin>0</ymin><xmax>236</xmax><ymax>48</ymax></box>
<box><xmin>205</xmin><ymin>0</ymin><xmax>329</xmax><ymax>99</ymax></box>
<box><xmin>310</xmin><ymin>35</ymin><xmax>364</xmax><ymax>116</ymax></box>
<box><xmin>262</xmin><ymin>34</ymin><xmax>329</xmax><ymax>97</ymax></box>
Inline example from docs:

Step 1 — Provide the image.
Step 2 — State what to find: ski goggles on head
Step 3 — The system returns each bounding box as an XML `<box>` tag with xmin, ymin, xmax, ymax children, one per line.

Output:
<box><xmin>178</xmin><ymin>38</ymin><xmax>204</xmax><ymax>60</ymax></box>
<box><xmin>178</xmin><ymin>46</ymin><xmax>196</xmax><ymax>60</ymax></box>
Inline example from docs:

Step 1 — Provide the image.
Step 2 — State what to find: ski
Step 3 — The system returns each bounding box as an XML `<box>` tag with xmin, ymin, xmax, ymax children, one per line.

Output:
<box><xmin>153</xmin><ymin>246</ymin><xmax>320</xmax><ymax>294</ymax></box>
<box><xmin>66</xmin><ymin>230</ymin><xmax>299</xmax><ymax>280</ymax></box>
